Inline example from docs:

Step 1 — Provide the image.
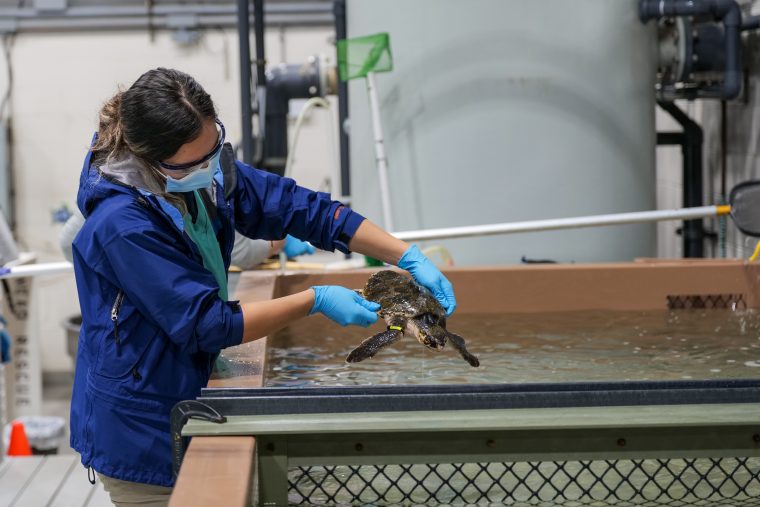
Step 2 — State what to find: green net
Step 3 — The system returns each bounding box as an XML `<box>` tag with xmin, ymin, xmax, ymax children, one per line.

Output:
<box><xmin>337</xmin><ymin>32</ymin><xmax>393</xmax><ymax>81</ymax></box>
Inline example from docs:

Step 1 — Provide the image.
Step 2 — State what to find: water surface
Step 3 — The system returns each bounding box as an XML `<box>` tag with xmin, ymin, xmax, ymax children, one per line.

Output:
<box><xmin>268</xmin><ymin>309</ymin><xmax>760</xmax><ymax>386</ymax></box>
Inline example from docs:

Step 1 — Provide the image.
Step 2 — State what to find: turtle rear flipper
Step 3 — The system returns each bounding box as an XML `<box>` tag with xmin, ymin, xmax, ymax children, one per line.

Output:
<box><xmin>346</xmin><ymin>328</ymin><xmax>403</xmax><ymax>363</ymax></box>
<box><xmin>447</xmin><ymin>332</ymin><xmax>480</xmax><ymax>367</ymax></box>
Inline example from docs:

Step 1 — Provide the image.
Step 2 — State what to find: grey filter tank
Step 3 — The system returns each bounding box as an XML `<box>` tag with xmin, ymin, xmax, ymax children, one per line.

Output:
<box><xmin>347</xmin><ymin>0</ymin><xmax>657</xmax><ymax>264</ymax></box>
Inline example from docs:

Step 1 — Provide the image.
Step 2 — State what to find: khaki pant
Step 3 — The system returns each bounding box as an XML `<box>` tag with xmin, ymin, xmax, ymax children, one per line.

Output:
<box><xmin>98</xmin><ymin>473</ymin><xmax>173</xmax><ymax>507</ymax></box>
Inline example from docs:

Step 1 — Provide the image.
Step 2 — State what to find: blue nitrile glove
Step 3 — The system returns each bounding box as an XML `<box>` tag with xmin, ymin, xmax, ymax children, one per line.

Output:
<box><xmin>310</xmin><ymin>286</ymin><xmax>380</xmax><ymax>327</ymax></box>
<box><xmin>283</xmin><ymin>235</ymin><xmax>316</xmax><ymax>258</ymax></box>
<box><xmin>398</xmin><ymin>244</ymin><xmax>457</xmax><ymax>316</ymax></box>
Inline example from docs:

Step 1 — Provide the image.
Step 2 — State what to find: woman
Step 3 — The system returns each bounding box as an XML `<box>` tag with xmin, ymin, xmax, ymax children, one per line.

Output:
<box><xmin>70</xmin><ymin>68</ymin><xmax>456</xmax><ymax>506</ymax></box>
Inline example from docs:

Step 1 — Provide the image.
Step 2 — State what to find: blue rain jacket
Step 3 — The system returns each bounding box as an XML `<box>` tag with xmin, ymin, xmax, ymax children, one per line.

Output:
<box><xmin>69</xmin><ymin>142</ymin><xmax>365</xmax><ymax>487</ymax></box>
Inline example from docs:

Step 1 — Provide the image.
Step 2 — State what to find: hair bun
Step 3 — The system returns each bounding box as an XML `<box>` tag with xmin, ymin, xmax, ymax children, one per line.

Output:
<box><xmin>92</xmin><ymin>90</ymin><xmax>126</xmax><ymax>160</ymax></box>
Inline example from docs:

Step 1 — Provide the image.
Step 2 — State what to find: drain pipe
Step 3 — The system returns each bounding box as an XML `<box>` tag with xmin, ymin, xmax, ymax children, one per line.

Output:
<box><xmin>742</xmin><ymin>15</ymin><xmax>760</xmax><ymax>31</ymax></box>
<box><xmin>657</xmin><ymin>101</ymin><xmax>705</xmax><ymax>258</ymax></box>
<box><xmin>640</xmin><ymin>0</ymin><xmax>742</xmax><ymax>100</ymax></box>
<box><xmin>236</xmin><ymin>0</ymin><xmax>254</xmax><ymax>166</ymax></box>
<box><xmin>333</xmin><ymin>0</ymin><xmax>350</xmax><ymax>199</ymax></box>
<box><xmin>253</xmin><ymin>0</ymin><xmax>266</xmax><ymax>87</ymax></box>
<box><xmin>252</xmin><ymin>0</ymin><xmax>267</xmax><ymax>167</ymax></box>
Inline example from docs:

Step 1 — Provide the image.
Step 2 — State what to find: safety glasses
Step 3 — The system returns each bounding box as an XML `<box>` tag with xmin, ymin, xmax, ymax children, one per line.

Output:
<box><xmin>158</xmin><ymin>119</ymin><xmax>225</xmax><ymax>172</ymax></box>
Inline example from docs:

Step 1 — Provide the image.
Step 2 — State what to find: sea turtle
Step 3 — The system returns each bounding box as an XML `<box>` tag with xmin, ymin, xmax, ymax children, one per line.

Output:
<box><xmin>346</xmin><ymin>270</ymin><xmax>480</xmax><ymax>367</ymax></box>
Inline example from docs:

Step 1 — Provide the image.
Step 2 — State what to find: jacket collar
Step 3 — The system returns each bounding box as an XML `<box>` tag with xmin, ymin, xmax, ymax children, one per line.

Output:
<box><xmin>77</xmin><ymin>137</ymin><xmax>224</xmax><ymax>234</ymax></box>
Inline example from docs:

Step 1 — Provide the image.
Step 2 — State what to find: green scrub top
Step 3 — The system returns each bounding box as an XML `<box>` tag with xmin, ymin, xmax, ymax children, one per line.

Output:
<box><xmin>183</xmin><ymin>190</ymin><xmax>228</xmax><ymax>301</ymax></box>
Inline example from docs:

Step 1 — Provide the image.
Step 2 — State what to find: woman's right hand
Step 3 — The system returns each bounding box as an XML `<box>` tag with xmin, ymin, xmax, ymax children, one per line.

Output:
<box><xmin>310</xmin><ymin>286</ymin><xmax>380</xmax><ymax>327</ymax></box>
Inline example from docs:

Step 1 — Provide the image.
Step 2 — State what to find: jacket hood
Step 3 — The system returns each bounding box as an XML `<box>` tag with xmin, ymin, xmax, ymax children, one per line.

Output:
<box><xmin>77</xmin><ymin>147</ymin><xmax>165</xmax><ymax>219</ymax></box>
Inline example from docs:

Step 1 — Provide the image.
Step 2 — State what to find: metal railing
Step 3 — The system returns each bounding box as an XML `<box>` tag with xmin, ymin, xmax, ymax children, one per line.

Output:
<box><xmin>178</xmin><ymin>381</ymin><xmax>760</xmax><ymax>506</ymax></box>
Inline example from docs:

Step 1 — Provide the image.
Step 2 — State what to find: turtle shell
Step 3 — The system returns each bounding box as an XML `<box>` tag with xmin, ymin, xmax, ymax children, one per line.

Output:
<box><xmin>362</xmin><ymin>270</ymin><xmax>444</xmax><ymax>319</ymax></box>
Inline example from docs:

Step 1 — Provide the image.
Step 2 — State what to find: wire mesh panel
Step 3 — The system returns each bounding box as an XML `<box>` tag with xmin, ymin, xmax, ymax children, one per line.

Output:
<box><xmin>190</xmin><ymin>383</ymin><xmax>760</xmax><ymax>506</ymax></box>
<box><xmin>288</xmin><ymin>457</ymin><xmax>760</xmax><ymax>506</ymax></box>
<box><xmin>666</xmin><ymin>293</ymin><xmax>746</xmax><ymax>310</ymax></box>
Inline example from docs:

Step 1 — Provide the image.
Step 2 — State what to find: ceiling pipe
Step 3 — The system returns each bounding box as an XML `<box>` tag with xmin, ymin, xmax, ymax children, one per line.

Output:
<box><xmin>0</xmin><ymin>4</ymin><xmax>333</xmax><ymax>33</ymax></box>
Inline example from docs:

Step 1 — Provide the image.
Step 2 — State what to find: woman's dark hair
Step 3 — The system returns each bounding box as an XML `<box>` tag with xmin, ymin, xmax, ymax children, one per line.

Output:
<box><xmin>92</xmin><ymin>68</ymin><xmax>217</xmax><ymax>162</ymax></box>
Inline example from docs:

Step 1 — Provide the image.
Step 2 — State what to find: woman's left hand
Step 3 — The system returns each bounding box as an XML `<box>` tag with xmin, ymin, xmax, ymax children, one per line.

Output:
<box><xmin>283</xmin><ymin>235</ymin><xmax>316</xmax><ymax>258</ymax></box>
<box><xmin>398</xmin><ymin>245</ymin><xmax>457</xmax><ymax>316</ymax></box>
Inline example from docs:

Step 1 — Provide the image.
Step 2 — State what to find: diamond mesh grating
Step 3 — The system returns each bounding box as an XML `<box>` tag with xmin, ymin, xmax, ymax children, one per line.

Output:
<box><xmin>666</xmin><ymin>293</ymin><xmax>746</xmax><ymax>310</ymax></box>
<box><xmin>288</xmin><ymin>457</ymin><xmax>760</xmax><ymax>506</ymax></box>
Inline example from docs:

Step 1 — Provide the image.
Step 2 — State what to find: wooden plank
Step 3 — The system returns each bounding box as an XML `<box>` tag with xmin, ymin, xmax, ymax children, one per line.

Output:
<box><xmin>0</xmin><ymin>457</ymin><xmax>44</xmax><ymax>506</ymax></box>
<box><xmin>84</xmin><ymin>478</ymin><xmax>113</xmax><ymax>507</ymax></box>
<box><xmin>233</xmin><ymin>271</ymin><xmax>277</xmax><ymax>303</ymax></box>
<box><xmin>13</xmin><ymin>455</ymin><xmax>76</xmax><ymax>507</ymax></box>
<box><xmin>47</xmin><ymin>458</ymin><xmax>96</xmax><ymax>507</ymax></box>
<box><xmin>270</xmin><ymin>262</ymin><xmax>760</xmax><ymax>312</ymax></box>
<box><xmin>168</xmin><ymin>437</ymin><xmax>255</xmax><ymax>507</ymax></box>
<box><xmin>0</xmin><ymin>459</ymin><xmax>12</xmax><ymax>480</ymax></box>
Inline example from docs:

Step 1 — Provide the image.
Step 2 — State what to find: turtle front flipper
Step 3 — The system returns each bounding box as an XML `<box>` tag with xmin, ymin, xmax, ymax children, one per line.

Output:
<box><xmin>347</xmin><ymin>325</ymin><xmax>404</xmax><ymax>363</ymax></box>
<box><xmin>447</xmin><ymin>332</ymin><xmax>480</xmax><ymax>367</ymax></box>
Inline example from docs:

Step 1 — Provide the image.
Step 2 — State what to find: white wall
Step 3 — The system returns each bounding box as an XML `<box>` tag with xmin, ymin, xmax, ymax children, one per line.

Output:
<box><xmin>3</xmin><ymin>26</ymin><xmax>335</xmax><ymax>372</ymax></box>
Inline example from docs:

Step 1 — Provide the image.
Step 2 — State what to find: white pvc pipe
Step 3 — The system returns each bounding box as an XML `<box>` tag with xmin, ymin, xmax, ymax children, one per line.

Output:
<box><xmin>393</xmin><ymin>206</ymin><xmax>723</xmax><ymax>242</ymax></box>
<box><xmin>284</xmin><ymin>97</ymin><xmax>330</xmax><ymax>179</ymax></box>
<box><xmin>0</xmin><ymin>262</ymin><xmax>73</xmax><ymax>279</ymax></box>
<box><xmin>0</xmin><ymin>206</ymin><xmax>725</xmax><ymax>279</ymax></box>
<box><xmin>365</xmin><ymin>71</ymin><xmax>394</xmax><ymax>232</ymax></box>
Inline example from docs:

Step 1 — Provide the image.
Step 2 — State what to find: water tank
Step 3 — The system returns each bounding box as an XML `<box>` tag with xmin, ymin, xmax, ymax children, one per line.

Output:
<box><xmin>346</xmin><ymin>0</ymin><xmax>658</xmax><ymax>264</ymax></box>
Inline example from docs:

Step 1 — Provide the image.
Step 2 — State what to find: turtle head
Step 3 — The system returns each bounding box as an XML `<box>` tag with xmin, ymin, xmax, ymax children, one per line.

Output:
<box><xmin>410</xmin><ymin>313</ymin><xmax>447</xmax><ymax>351</ymax></box>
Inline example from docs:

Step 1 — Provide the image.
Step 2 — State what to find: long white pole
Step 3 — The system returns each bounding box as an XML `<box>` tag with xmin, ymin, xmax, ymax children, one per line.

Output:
<box><xmin>0</xmin><ymin>262</ymin><xmax>73</xmax><ymax>279</ymax></box>
<box><xmin>0</xmin><ymin>206</ymin><xmax>729</xmax><ymax>279</ymax></box>
<box><xmin>393</xmin><ymin>206</ymin><xmax>725</xmax><ymax>242</ymax></box>
<box><xmin>365</xmin><ymin>71</ymin><xmax>394</xmax><ymax>232</ymax></box>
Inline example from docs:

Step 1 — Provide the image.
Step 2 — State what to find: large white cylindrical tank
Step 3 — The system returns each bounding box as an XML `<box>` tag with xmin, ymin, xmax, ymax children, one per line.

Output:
<box><xmin>346</xmin><ymin>0</ymin><xmax>657</xmax><ymax>264</ymax></box>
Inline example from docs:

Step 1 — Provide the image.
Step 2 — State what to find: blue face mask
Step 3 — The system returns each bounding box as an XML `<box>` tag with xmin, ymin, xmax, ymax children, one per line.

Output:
<box><xmin>164</xmin><ymin>150</ymin><xmax>221</xmax><ymax>193</ymax></box>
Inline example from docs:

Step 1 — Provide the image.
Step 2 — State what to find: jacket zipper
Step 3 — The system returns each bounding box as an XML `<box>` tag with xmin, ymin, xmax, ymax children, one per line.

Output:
<box><xmin>111</xmin><ymin>290</ymin><xmax>125</xmax><ymax>345</ymax></box>
<box><xmin>110</xmin><ymin>290</ymin><xmax>141</xmax><ymax>381</ymax></box>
